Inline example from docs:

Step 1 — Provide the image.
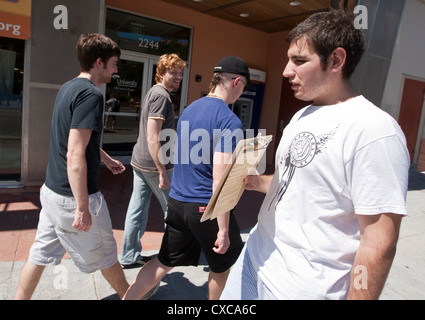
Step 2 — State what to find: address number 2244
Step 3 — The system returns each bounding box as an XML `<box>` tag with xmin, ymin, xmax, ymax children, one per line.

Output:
<box><xmin>139</xmin><ymin>38</ymin><xmax>160</xmax><ymax>50</ymax></box>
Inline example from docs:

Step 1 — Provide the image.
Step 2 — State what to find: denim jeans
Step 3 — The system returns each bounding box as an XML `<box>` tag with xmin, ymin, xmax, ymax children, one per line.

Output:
<box><xmin>220</xmin><ymin>246</ymin><xmax>277</xmax><ymax>300</ymax></box>
<box><xmin>120</xmin><ymin>167</ymin><xmax>173</xmax><ymax>265</ymax></box>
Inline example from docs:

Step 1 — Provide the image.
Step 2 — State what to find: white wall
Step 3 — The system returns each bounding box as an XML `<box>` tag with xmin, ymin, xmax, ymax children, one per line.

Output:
<box><xmin>381</xmin><ymin>0</ymin><xmax>425</xmax><ymax>132</ymax></box>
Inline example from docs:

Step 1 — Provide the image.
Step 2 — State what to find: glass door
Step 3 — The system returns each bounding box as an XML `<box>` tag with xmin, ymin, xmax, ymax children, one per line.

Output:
<box><xmin>103</xmin><ymin>7</ymin><xmax>191</xmax><ymax>162</ymax></box>
<box><xmin>103</xmin><ymin>54</ymin><xmax>189</xmax><ymax>162</ymax></box>
<box><xmin>0</xmin><ymin>37</ymin><xmax>25</xmax><ymax>184</ymax></box>
<box><xmin>103</xmin><ymin>53</ymin><xmax>149</xmax><ymax>159</ymax></box>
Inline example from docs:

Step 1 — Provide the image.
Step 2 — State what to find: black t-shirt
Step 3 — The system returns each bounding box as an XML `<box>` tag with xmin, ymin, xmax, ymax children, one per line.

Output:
<box><xmin>45</xmin><ymin>78</ymin><xmax>104</xmax><ymax>196</ymax></box>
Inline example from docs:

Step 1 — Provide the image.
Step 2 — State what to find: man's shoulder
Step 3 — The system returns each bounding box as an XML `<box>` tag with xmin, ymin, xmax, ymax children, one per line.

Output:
<box><xmin>60</xmin><ymin>77</ymin><xmax>102</xmax><ymax>97</ymax></box>
<box><xmin>147</xmin><ymin>84</ymin><xmax>170</xmax><ymax>97</ymax></box>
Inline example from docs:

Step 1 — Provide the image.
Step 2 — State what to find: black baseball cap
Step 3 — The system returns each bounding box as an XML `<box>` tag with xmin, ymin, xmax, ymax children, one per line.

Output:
<box><xmin>213</xmin><ymin>56</ymin><xmax>251</xmax><ymax>84</ymax></box>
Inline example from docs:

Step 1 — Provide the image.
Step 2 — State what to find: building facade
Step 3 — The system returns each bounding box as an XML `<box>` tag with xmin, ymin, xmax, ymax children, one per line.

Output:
<box><xmin>1</xmin><ymin>0</ymin><xmax>424</xmax><ymax>188</ymax></box>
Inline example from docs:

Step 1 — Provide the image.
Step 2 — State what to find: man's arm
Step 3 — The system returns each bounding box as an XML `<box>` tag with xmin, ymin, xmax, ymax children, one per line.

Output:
<box><xmin>67</xmin><ymin>128</ymin><xmax>92</xmax><ymax>232</ymax></box>
<box><xmin>244</xmin><ymin>174</ymin><xmax>273</xmax><ymax>194</ymax></box>
<box><xmin>212</xmin><ymin>151</ymin><xmax>233</xmax><ymax>254</ymax></box>
<box><xmin>347</xmin><ymin>213</ymin><xmax>402</xmax><ymax>299</ymax></box>
<box><xmin>146</xmin><ymin>118</ymin><xmax>169</xmax><ymax>190</ymax></box>
<box><xmin>100</xmin><ymin>148</ymin><xmax>126</xmax><ymax>174</ymax></box>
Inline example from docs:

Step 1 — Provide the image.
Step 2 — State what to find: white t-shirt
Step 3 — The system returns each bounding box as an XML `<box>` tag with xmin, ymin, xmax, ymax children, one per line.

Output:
<box><xmin>246</xmin><ymin>95</ymin><xmax>410</xmax><ymax>299</ymax></box>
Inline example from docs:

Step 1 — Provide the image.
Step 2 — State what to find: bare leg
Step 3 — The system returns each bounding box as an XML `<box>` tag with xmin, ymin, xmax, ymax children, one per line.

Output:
<box><xmin>14</xmin><ymin>262</ymin><xmax>45</xmax><ymax>300</ymax></box>
<box><xmin>104</xmin><ymin>115</ymin><xmax>110</xmax><ymax>129</ymax></box>
<box><xmin>123</xmin><ymin>257</ymin><xmax>173</xmax><ymax>300</ymax></box>
<box><xmin>101</xmin><ymin>262</ymin><xmax>129</xmax><ymax>299</ymax></box>
<box><xmin>111</xmin><ymin>117</ymin><xmax>116</xmax><ymax>130</ymax></box>
<box><xmin>208</xmin><ymin>269</ymin><xmax>230</xmax><ymax>300</ymax></box>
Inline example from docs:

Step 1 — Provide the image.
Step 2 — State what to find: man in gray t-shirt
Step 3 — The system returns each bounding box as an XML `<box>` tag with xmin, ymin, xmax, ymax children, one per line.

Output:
<box><xmin>120</xmin><ymin>54</ymin><xmax>186</xmax><ymax>268</ymax></box>
<box><xmin>131</xmin><ymin>84</ymin><xmax>174</xmax><ymax>172</ymax></box>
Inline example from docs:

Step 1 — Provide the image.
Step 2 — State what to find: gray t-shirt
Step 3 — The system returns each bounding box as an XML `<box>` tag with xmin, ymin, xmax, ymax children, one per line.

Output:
<box><xmin>131</xmin><ymin>84</ymin><xmax>174</xmax><ymax>171</ymax></box>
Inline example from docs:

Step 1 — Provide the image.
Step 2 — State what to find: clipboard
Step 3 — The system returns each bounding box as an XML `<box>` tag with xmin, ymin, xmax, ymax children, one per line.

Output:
<box><xmin>200</xmin><ymin>133</ymin><xmax>272</xmax><ymax>222</ymax></box>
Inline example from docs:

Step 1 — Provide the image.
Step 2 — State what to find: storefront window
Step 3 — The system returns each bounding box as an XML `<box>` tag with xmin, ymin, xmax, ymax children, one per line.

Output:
<box><xmin>105</xmin><ymin>8</ymin><xmax>191</xmax><ymax>61</ymax></box>
<box><xmin>103</xmin><ymin>9</ymin><xmax>190</xmax><ymax>160</ymax></box>
<box><xmin>0</xmin><ymin>37</ymin><xmax>24</xmax><ymax>182</ymax></box>
<box><xmin>103</xmin><ymin>58</ymin><xmax>144</xmax><ymax>156</ymax></box>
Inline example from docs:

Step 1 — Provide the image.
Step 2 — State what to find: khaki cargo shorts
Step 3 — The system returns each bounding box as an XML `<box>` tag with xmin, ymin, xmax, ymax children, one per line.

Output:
<box><xmin>28</xmin><ymin>184</ymin><xmax>118</xmax><ymax>274</ymax></box>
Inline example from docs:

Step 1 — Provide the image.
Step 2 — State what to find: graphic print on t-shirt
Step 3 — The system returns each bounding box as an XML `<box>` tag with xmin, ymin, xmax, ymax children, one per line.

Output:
<box><xmin>269</xmin><ymin>127</ymin><xmax>338</xmax><ymax>210</ymax></box>
<box><xmin>290</xmin><ymin>132</ymin><xmax>317</xmax><ymax>168</ymax></box>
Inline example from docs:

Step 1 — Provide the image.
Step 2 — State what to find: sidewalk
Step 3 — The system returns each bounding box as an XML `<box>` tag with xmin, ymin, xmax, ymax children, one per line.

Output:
<box><xmin>0</xmin><ymin>166</ymin><xmax>263</xmax><ymax>300</ymax></box>
<box><xmin>380</xmin><ymin>167</ymin><xmax>425</xmax><ymax>299</ymax></box>
<box><xmin>0</xmin><ymin>166</ymin><xmax>424</xmax><ymax>300</ymax></box>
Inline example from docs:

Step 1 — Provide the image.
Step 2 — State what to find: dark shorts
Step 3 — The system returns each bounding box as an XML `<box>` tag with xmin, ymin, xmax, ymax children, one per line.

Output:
<box><xmin>158</xmin><ymin>197</ymin><xmax>244</xmax><ymax>273</ymax></box>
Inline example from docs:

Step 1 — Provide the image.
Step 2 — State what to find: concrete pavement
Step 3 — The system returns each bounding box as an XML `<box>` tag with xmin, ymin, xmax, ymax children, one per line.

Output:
<box><xmin>0</xmin><ymin>165</ymin><xmax>262</xmax><ymax>300</ymax></box>
<box><xmin>380</xmin><ymin>167</ymin><xmax>425</xmax><ymax>299</ymax></box>
<box><xmin>0</xmin><ymin>167</ymin><xmax>424</xmax><ymax>300</ymax></box>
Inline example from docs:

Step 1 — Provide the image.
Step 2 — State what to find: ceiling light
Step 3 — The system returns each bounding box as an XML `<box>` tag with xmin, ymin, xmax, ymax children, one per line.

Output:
<box><xmin>193</xmin><ymin>0</ymin><xmax>202</xmax><ymax>2</ymax></box>
<box><xmin>289</xmin><ymin>1</ymin><xmax>302</xmax><ymax>6</ymax></box>
<box><xmin>240</xmin><ymin>13</ymin><xmax>250</xmax><ymax>18</ymax></box>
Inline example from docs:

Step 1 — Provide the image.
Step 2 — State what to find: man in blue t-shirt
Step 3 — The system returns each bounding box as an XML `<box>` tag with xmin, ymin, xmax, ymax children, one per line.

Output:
<box><xmin>124</xmin><ymin>56</ymin><xmax>250</xmax><ymax>300</ymax></box>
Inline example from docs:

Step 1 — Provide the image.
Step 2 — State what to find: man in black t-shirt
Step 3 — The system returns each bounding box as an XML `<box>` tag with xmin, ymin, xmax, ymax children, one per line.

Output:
<box><xmin>15</xmin><ymin>34</ymin><xmax>129</xmax><ymax>300</ymax></box>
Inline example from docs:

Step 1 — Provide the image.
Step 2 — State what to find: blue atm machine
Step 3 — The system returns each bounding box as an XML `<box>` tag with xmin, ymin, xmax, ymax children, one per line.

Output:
<box><xmin>231</xmin><ymin>68</ymin><xmax>266</xmax><ymax>136</ymax></box>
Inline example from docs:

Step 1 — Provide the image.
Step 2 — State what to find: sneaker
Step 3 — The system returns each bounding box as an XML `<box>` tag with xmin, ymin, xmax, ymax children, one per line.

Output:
<box><xmin>141</xmin><ymin>282</ymin><xmax>160</xmax><ymax>300</ymax></box>
<box><xmin>121</xmin><ymin>256</ymin><xmax>151</xmax><ymax>269</ymax></box>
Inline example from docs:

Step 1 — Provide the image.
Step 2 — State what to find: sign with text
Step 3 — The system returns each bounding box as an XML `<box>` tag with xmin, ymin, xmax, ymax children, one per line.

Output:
<box><xmin>0</xmin><ymin>0</ymin><xmax>31</xmax><ymax>40</ymax></box>
<box><xmin>105</xmin><ymin>8</ymin><xmax>191</xmax><ymax>61</ymax></box>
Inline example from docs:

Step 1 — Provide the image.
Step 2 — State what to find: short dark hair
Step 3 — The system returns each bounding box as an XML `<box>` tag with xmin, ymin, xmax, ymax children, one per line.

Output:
<box><xmin>76</xmin><ymin>33</ymin><xmax>121</xmax><ymax>72</ymax></box>
<box><xmin>287</xmin><ymin>9</ymin><xmax>365</xmax><ymax>79</ymax></box>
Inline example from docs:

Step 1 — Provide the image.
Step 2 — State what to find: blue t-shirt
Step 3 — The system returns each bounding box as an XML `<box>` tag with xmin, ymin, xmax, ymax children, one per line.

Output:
<box><xmin>170</xmin><ymin>96</ymin><xmax>243</xmax><ymax>203</ymax></box>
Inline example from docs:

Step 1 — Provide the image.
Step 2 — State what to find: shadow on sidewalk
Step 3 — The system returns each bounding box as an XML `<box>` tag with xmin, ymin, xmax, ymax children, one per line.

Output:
<box><xmin>0</xmin><ymin>166</ymin><xmax>265</xmax><ymax>234</ymax></box>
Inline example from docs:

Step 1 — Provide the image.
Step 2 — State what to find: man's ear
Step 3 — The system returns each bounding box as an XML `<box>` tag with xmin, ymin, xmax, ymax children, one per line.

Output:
<box><xmin>94</xmin><ymin>57</ymin><xmax>104</xmax><ymax>69</ymax></box>
<box><xmin>330</xmin><ymin>47</ymin><xmax>347</xmax><ymax>74</ymax></box>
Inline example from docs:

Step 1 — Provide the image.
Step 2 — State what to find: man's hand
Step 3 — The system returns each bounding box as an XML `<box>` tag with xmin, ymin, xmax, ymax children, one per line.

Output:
<box><xmin>158</xmin><ymin>171</ymin><xmax>170</xmax><ymax>190</ymax></box>
<box><xmin>244</xmin><ymin>174</ymin><xmax>273</xmax><ymax>194</ymax></box>
<box><xmin>100</xmin><ymin>148</ymin><xmax>126</xmax><ymax>175</ymax></box>
<box><xmin>213</xmin><ymin>230</ymin><xmax>230</xmax><ymax>254</ymax></box>
<box><xmin>72</xmin><ymin>209</ymin><xmax>92</xmax><ymax>232</ymax></box>
<box><xmin>106</xmin><ymin>158</ymin><xmax>126</xmax><ymax>175</ymax></box>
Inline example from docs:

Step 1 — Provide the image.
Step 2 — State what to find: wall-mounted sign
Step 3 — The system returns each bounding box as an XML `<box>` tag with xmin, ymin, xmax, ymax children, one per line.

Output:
<box><xmin>249</xmin><ymin>68</ymin><xmax>266</xmax><ymax>84</ymax></box>
<box><xmin>105</xmin><ymin>8</ymin><xmax>191</xmax><ymax>61</ymax></box>
<box><xmin>0</xmin><ymin>0</ymin><xmax>31</xmax><ymax>40</ymax></box>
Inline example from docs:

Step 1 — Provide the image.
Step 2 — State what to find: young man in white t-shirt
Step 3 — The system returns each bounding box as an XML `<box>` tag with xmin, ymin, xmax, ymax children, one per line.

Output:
<box><xmin>221</xmin><ymin>9</ymin><xmax>410</xmax><ymax>300</ymax></box>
